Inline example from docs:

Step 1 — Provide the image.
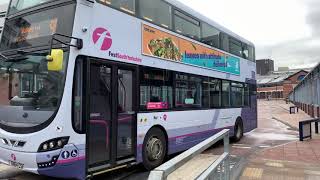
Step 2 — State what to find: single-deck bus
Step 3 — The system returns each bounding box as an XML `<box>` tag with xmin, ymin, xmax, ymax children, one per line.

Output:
<box><xmin>0</xmin><ymin>0</ymin><xmax>257</xmax><ymax>179</ymax></box>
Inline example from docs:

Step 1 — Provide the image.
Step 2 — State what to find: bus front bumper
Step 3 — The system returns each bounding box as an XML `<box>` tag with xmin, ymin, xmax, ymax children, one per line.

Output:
<box><xmin>0</xmin><ymin>144</ymin><xmax>86</xmax><ymax>179</ymax></box>
<box><xmin>0</xmin><ymin>146</ymin><xmax>39</xmax><ymax>174</ymax></box>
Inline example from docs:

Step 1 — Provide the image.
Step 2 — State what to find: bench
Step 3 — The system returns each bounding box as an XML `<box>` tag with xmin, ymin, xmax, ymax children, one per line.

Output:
<box><xmin>299</xmin><ymin>118</ymin><xmax>320</xmax><ymax>141</ymax></box>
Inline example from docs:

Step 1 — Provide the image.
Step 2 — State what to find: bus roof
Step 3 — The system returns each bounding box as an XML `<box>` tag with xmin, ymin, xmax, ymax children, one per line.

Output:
<box><xmin>165</xmin><ymin>0</ymin><xmax>255</xmax><ymax>47</ymax></box>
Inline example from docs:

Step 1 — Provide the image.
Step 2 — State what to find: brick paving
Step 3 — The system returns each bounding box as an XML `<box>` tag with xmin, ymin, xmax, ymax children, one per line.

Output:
<box><xmin>260</xmin><ymin>139</ymin><xmax>320</xmax><ymax>165</ymax></box>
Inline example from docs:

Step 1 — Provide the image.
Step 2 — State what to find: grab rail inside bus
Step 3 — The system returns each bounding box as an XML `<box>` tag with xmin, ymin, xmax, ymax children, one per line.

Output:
<box><xmin>148</xmin><ymin>129</ymin><xmax>230</xmax><ymax>180</ymax></box>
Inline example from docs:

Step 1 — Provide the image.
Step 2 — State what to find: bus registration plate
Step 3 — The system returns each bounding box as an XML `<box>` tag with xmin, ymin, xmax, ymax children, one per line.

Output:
<box><xmin>9</xmin><ymin>160</ymin><xmax>24</xmax><ymax>169</ymax></box>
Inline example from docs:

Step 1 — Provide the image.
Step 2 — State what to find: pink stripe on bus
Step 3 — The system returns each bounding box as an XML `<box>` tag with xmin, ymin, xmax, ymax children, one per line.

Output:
<box><xmin>57</xmin><ymin>156</ymin><xmax>85</xmax><ymax>164</ymax></box>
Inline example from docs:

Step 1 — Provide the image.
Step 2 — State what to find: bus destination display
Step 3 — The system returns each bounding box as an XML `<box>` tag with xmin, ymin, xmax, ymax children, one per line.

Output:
<box><xmin>16</xmin><ymin>18</ymin><xmax>58</xmax><ymax>43</ymax></box>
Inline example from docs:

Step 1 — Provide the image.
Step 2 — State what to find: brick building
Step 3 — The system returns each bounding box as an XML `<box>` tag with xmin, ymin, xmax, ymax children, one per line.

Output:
<box><xmin>257</xmin><ymin>70</ymin><xmax>309</xmax><ymax>99</ymax></box>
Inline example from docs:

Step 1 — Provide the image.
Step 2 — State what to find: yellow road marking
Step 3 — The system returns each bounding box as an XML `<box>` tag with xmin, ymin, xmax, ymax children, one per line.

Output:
<box><xmin>242</xmin><ymin>167</ymin><xmax>263</xmax><ymax>178</ymax></box>
<box><xmin>265</xmin><ymin>162</ymin><xmax>284</xmax><ymax>168</ymax></box>
<box><xmin>304</xmin><ymin>170</ymin><xmax>320</xmax><ymax>176</ymax></box>
<box><xmin>232</xmin><ymin>146</ymin><xmax>252</xmax><ymax>149</ymax></box>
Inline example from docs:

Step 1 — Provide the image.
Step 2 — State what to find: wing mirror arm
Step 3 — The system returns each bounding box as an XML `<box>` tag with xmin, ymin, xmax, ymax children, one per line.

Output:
<box><xmin>49</xmin><ymin>33</ymin><xmax>83</xmax><ymax>51</ymax></box>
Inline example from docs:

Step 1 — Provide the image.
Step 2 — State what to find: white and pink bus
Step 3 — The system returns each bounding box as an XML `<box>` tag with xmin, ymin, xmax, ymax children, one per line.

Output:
<box><xmin>0</xmin><ymin>0</ymin><xmax>257</xmax><ymax>179</ymax></box>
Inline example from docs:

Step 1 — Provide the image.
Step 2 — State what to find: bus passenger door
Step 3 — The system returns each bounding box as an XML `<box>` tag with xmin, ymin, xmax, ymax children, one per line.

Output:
<box><xmin>87</xmin><ymin>60</ymin><xmax>137</xmax><ymax>173</ymax></box>
<box><xmin>88</xmin><ymin>63</ymin><xmax>113</xmax><ymax>166</ymax></box>
<box><xmin>117</xmin><ymin>68</ymin><xmax>136</xmax><ymax>159</ymax></box>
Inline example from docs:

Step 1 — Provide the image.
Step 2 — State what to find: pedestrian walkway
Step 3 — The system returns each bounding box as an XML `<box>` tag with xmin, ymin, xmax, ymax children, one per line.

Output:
<box><xmin>240</xmin><ymin>100</ymin><xmax>320</xmax><ymax>180</ymax></box>
<box><xmin>271</xmin><ymin>100</ymin><xmax>312</xmax><ymax>130</ymax></box>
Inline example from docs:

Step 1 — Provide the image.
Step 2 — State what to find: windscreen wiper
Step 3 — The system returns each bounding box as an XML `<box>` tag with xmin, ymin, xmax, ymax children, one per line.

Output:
<box><xmin>5</xmin><ymin>56</ymin><xmax>28</xmax><ymax>63</ymax></box>
<box><xmin>0</xmin><ymin>52</ymin><xmax>8</xmax><ymax>61</ymax></box>
<box><xmin>0</xmin><ymin>52</ymin><xmax>28</xmax><ymax>63</ymax></box>
<box><xmin>17</xmin><ymin>50</ymin><xmax>47</xmax><ymax>56</ymax></box>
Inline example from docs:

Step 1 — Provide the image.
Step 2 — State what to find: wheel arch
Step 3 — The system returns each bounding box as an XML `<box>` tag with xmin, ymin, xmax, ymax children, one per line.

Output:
<box><xmin>235</xmin><ymin>116</ymin><xmax>243</xmax><ymax>126</ymax></box>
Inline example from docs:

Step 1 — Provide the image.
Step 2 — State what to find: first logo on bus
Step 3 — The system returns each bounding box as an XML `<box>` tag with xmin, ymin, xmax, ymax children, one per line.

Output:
<box><xmin>92</xmin><ymin>27</ymin><xmax>113</xmax><ymax>51</ymax></box>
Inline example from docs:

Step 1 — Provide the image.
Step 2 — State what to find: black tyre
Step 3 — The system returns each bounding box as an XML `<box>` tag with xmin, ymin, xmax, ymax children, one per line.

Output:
<box><xmin>232</xmin><ymin>119</ymin><xmax>244</xmax><ymax>142</ymax></box>
<box><xmin>142</xmin><ymin>128</ymin><xmax>167</xmax><ymax>170</ymax></box>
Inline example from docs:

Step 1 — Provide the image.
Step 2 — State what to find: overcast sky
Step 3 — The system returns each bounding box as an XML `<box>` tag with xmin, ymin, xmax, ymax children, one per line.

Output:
<box><xmin>178</xmin><ymin>0</ymin><xmax>320</xmax><ymax>70</ymax></box>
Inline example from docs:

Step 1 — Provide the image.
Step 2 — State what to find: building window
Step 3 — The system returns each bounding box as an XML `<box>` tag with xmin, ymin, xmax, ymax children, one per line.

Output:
<box><xmin>231</xmin><ymin>82</ymin><xmax>244</xmax><ymax>107</ymax></box>
<box><xmin>98</xmin><ymin>0</ymin><xmax>136</xmax><ymax>14</ymax></box>
<box><xmin>221</xmin><ymin>80</ymin><xmax>230</xmax><ymax>107</ymax></box>
<box><xmin>201</xmin><ymin>23</ymin><xmax>220</xmax><ymax>48</ymax></box>
<box><xmin>140</xmin><ymin>67</ymin><xmax>173</xmax><ymax>110</ymax></box>
<box><xmin>297</xmin><ymin>75</ymin><xmax>305</xmax><ymax>81</ymax></box>
<box><xmin>139</xmin><ymin>0</ymin><xmax>172</xmax><ymax>28</ymax></box>
<box><xmin>175</xmin><ymin>73</ymin><xmax>202</xmax><ymax>108</ymax></box>
<box><xmin>174</xmin><ymin>10</ymin><xmax>200</xmax><ymax>40</ymax></box>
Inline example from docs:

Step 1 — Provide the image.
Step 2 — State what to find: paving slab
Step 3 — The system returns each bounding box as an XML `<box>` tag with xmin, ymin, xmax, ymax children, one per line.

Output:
<box><xmin>167</xmin><ymin>154</ymin><xmax>218</xmax><ymax>180</ymax></box>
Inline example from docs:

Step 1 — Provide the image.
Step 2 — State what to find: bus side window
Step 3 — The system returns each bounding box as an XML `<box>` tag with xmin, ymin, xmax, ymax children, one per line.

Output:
<box><xmin>98</xmin><ymin>0</ymin><xmax>136</xmax><ymax>14</ymax></box>
<box><xmin>201</xmin><ymin>23</ymin><xmax>220</xmax><ymax>49</ymax></box>
<box><xmin>221</xmin><ymin>80</ymin><xmax>230</xmax><ymax>107</ymax></box>
<box><xmin>139</xmin><ymin>67</ymin><xmax>173</xmax><ymax>110</ymax></box>
<box><xmin>244</xmin><ymin>84</ymin><xmax>250</xmax><ymax>106</ymax></box>
<box><xmin>139</xmin><ymin>0</ymin><xmax>172</xmax><ymax>29</ymax></box>
<box><xmin>248</xmin><ymin>45</ymin><xmax>255</xmax><ymax>62</ymax></box>
<box><xmin>220</xmin><ymin>33</ymin><xmax>229</xmax><ymax>52</ymax></box>
<box><xmin>242</xmin><ymin>43</ymin><xmax>249</xmax><ymax>59</ymax></box>
<box><xmin>175</xmin><ymin>73</ymin><xmax>202</xmax><ymax>108</ymax></box>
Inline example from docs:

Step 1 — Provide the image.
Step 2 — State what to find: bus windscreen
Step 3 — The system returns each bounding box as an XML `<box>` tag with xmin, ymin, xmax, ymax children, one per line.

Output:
<box><xmin>8</xmin><ymin>0</ymin><xmax>53</xmax><ymax>15</ymax></box>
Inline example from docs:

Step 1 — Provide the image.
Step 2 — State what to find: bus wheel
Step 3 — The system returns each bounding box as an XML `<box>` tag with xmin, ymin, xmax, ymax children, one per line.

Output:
<box><xmin>232</xmin><ymin>119</ymin><xmax>243</xmax><ymax>142</ymax></box>
<box><xmin>142</xmin><ymin>128</ymin><xmax>167</xmax><ymax>170</ymax></box>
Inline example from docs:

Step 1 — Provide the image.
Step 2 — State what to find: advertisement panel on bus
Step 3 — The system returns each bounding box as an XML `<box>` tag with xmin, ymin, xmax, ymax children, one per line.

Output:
<box><xmin>142</xmin><ymin>24</ymin><xmax>240</xmax><ymax>75</ymax></box>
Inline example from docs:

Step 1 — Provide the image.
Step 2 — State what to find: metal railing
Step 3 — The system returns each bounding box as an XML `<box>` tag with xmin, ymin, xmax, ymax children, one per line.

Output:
<box><xmin>289</xmin><ymin>63</ymin><xmax>320</xmax><ymax>106</ymax></box>
<box><xmin>148</xmin><ymin>129</ymin><xmax>230</xmax><ymax>180</ymax></box>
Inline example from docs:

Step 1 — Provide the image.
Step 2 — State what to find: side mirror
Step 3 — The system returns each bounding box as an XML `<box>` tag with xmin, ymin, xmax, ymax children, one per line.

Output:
<box><xmin>47</xmin><ymin>49</ymin><xmax>64</xmax><ymax>71</ymax></box>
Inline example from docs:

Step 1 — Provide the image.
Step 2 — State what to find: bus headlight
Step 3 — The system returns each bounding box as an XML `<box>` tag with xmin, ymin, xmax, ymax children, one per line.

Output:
<box><xmin>42</xmin><ymin>144</ymin><xmax>48</xmax><ymax>151</ymax></box>
<box><xmin>38</xmin><ymin>137</ymin><xmax>69</xmax><ymax>152</ymax></box>
<box><xmin>49</xmin><ymin>142</ymin><xmax>55</xmax><ymax>149</ymax></box>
